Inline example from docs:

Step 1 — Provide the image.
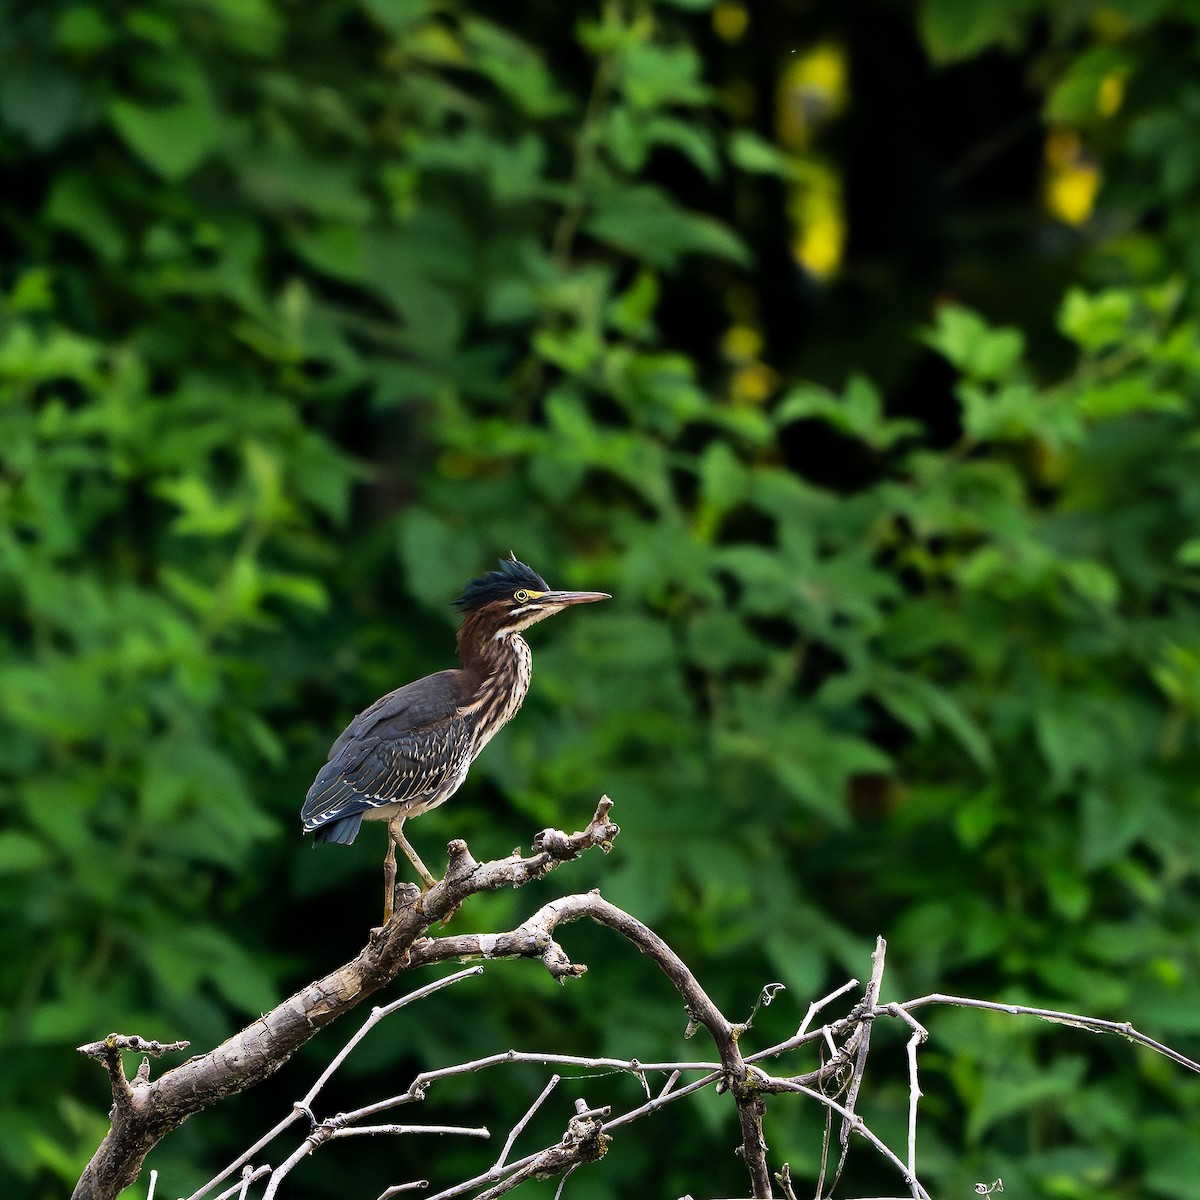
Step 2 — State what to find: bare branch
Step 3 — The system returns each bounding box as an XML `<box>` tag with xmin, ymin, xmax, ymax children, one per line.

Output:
<box><xmin>220</xmin><ymin>1166</ymin><xmax>271</xmax><ymax>1200</ymax></box>
<box><xmin>307</xmin><ymin>968</ymin><xmax>485</xmax><ymax>1107</ymax></box>
<box><xmin>831</xmin><ymin>936</ymin><xmax>888</xmax><ymax>1192</ymax></box>
<box><xmin>468</xmin><ymin>1107</ymin><xmax>610</xmax><ymax>1200</ymax></box>
<box><xmin>884</xmin><ymin>1003</ymin><xmax>929</xmax><ymax>1189</ymax></box>
<box><xmin>185</xmin><ymin>968</ymin><xmax>485</xmax><ymax>1200</ymax></box>
<box><xmin>73</xmin><ymin>796</ymin><xmax>1200</xmax><ymax>1200</ymax></box>
<box><xmin>795</xmin><ymin>979</ymin><xmax>860</xmax><ymax>1038</ymax></box>
<box><xmin>184</xmin><ymin>1111</ymin><xmax>302</xmax><ymax>1200</ymax></box>
<box><xmin>492</xmin><ymin>1074</ymin><xmax>560</xmax><ymax>1170</ymax></box>
<box><xmin>899</xmin><ymin>993</ymin><xmax>1200</xmax><ymax>1074</ymax></box>
<box><xmin>743</xmin><ymin>983</ymin><xmax>786</xmax><ymax>1031</ymax></box>
<box><xmin>76</xmin><ymin>1035</ymin><xmax>190</xmax><ymax>1060</ymax></box>
<box><xmin>775</xmin><ymin>1161</ymin><xmax>799</xmax><ymax>1200</ymax></box>
<box><xmin>72</xmin><ymin>799</ymin><xmax>619</xmax><ymax>1200</ymax></box>
<box><xmin>331</xmin><ymin>1124</ymin><xmax>489</xmax><ymax>1139</ymax></box>
<box><xmin>337</xmin><ymin>1047</ymin><xmax>721</xmax><ymax>1127</ymax></box>
<box><xmin>409</xmin><ymin>890</ymin><xmax>774</xmax><ymax>1197</ymax></box>
<box><xmin>760</xmin><ymin>1077</ymin><xmax>931</xmax><ymax>1200</ymax></box>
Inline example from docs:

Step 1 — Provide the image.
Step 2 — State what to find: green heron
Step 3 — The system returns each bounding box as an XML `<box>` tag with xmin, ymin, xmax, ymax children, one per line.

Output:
<box><xmin>301</xmin><ymin>555</ymin><xmax>609</xmax><ymax>922</ymax></box>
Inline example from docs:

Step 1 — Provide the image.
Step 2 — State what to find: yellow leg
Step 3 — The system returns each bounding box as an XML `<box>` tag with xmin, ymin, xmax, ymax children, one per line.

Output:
<box><xmin>390</xmin><ymin>814</ymin><xmax>437</xmax><ymax>890</ymax></box>
<box><xmin>382</xmin><ymin>834</ymin><xmax>397</xmax><ymax>925</ymax></box>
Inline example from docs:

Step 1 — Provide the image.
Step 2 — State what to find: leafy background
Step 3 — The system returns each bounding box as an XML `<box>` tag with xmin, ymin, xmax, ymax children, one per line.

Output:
<box><xmin>3</xmin><ymin>0</ymin><xmax>1200</xmax><ymax>1196</ymax></box>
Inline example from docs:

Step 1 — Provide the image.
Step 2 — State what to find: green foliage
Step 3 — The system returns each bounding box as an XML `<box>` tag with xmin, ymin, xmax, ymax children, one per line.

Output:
<box><xmin>3</xmin><ymin>0</ymin><xmax>1200</xmax><ymax>1198</ymax></box>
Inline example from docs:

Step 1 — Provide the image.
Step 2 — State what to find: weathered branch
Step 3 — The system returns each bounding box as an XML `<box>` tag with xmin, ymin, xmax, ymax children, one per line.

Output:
<box><xmin>75</xmin><ymin>791</ymin><xmax>1200</xmax><ymax>1200</ymax></box>
<box><xmin>475</xmin><ymin>1109</ymin><xmax>609</xmax><ymax>1200</ymax></box>
<box><xmin>71</xmin><ymin>798</ymin><xmax>619</xmax><ymax>1200</ymax></box>
<box><xmin>899</xmin><ymin>992</ymin><xmax>1200</xmax><ymax>1073</ymax></box>
<box><xmin>409</xmin><ymin>890</ymin><xmax>774</xmax><ymax>1196</ymax></box>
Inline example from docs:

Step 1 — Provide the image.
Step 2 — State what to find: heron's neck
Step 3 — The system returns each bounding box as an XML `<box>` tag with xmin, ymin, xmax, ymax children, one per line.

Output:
<box><xmin>456</xmin><ymin>617</ymin><xmax>533</xmax><ymax>743</ymax></box>
<box><xmin>456</xmin><ymin>613</ymin><xmax>531</xmax><ymax>680</ymax></box>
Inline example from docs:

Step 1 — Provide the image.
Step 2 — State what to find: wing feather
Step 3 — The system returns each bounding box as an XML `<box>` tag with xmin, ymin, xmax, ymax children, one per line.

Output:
<box><xmin>301</xmin><ymin>672</ymin><xmax>471</xmax><ymax>834</ymax></box>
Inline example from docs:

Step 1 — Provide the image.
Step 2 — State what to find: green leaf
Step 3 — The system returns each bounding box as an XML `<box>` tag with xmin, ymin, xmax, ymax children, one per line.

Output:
<box><xmin>1034</xmin><ymin>696</ymin><xmax>1115</xmax><ymax>789</ymax></box>
<box><xmin>968</xmin><ymin>1057</ymin><xmax>1088</xmax><ymax>1141</ymax></box>
<box><xmin>463</xmin><ymin>17</ymin><xmax>568</xmax><ymax>117</ymax></box>
<box><xmin>0</xmin><ymin>832</ymin><xmax>52</xmax><ymax>875</ymax></box>
<box><xmin>1178</xmin><ymin>538</ymin><xmax>1200</xmax><ymax>566</ymax></box>
<box><xmin>55</xmin><ymin>6</ymin><xmax>117</xmax><ymax>54</ymax></box>
<box><xmin>1060</xmin><ymin>287</ymin><xmax>1135</xmax><ymax>351</ymax></box>
<box><xmin>0</xmin><ymin>63</ymin><xmax>85</xmax><ymax>147</ymax></box>
<box><xmin>1073</xmin><ymin>375</ymin><xmax>1186</xmax><ymax>420</ymax></box>
<box><xmin>397</xmin><ymin>510</ymin><xmax>484</xmax><ymax>609</ymax></box>
<box><xmin>919</xmin><ymin>0</ymin><xmax>1032</xmax><ymax>64</ymax></box>
<box><xmin>1045</xmin><ymin>46</ymin><xmax>1132</xmax><ymax>124</ymax></box>
<box><xmin>1143</xmin><ymin>1120</ymin><xmax>1200</xmax><ymax>1199</ymax></box>
<box><xmin>954</xmin><ymin>790</ymin><xmax>1003</xmax><ymax>848</ymax></box>
<box><xmin>109</xmin><ymin>93</ymin><xmax>222</xmax><ymax>180</ymax></box>
<box><xmin>697</xmin><ymin>441</ymin><xmax>748</xmax><ymax>516</ymax></box>
<box><xmin>616</xmin><ymin>43</ymin><xmax>709</xmax><ymax>109</ymax></box>
<box><xmin>959</xmin><ymin>381</ymin><xmax>1048</xmax><ymax>443</ymax></box>
<box><xmin>584</xmin><ymin>183</ymin><xmax>750</xmax><ymax>268</ymax></box>
<box><xmin>43</xmin><ymin>173</ymin><xmax>127</xmax><ymax>264</ymax></box>
<box><xmin>926</xmin><ymin>305</ymin><xmax>1025</xmax><ymax>381</ymax></box>
<box><xmin>361</xmin><ymin>0</ymin><xmax>429</xmax><ymax>34</ymax></box>
<box><xmin>729</xmin><ymin>130</ymin><xmax>794</xmax><ymax>177</ymax></box>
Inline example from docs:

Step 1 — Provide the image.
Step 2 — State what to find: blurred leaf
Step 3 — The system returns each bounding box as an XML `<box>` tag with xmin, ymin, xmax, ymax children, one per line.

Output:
<box><xmin>968</xmin><ymin>1057</ymin><xmax>1088</xmax><ymax>1142</ymax></box>
<box><xmin>1060</xmin><ymin>288</ymin><xmax>1135</xmax><ymax>351</ymax></box>
<box><xmin>1046</xmin><ymin>46</ymin><xmax>1133</xmax><ymax>124</ymax></box>
<box><xmin>926</xmin><ymin>305</ymin><xmax>1025</xmax><ymax>382</ymax></box>
<box><xmin>0</xmin><ymin>832</ymin><xmax>52</xmax><ymax>875</ymax></box>
<box><xmin>919</xmin><ymin>0</ymin><xmax>1032</xmax><ymax>63</ymax></box>
<box><xmin>585</xmin><ymin>183</ymin><xmax>750</xmax><ymax>268</ymax></box>
<box><xmin>0</xmin><ymin>63</ymin><xmax>86</xmax><ymax>147</ymax></box>
<box><xmin>109</xmin><ymin>93</ymin><xmax>222</xmax><ymax>180</ymax></box>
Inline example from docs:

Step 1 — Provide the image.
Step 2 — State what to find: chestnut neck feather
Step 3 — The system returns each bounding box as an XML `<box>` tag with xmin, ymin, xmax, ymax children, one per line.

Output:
<box><xmin>453</xmin><ymin>602</ymin><xmax>534</xmax><ymax>742</ymax></box>
<box><xmin>455</xmin><ymin>602</ymin><xmax>525</xmax><ymax>679</ymax></box>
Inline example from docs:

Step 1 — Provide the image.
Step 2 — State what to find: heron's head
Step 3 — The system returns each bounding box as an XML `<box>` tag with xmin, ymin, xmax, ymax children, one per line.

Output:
<box><xmin>453</xmin><ymin>554</ymin><xmax>610</xmax><ymax>637</ymax></box>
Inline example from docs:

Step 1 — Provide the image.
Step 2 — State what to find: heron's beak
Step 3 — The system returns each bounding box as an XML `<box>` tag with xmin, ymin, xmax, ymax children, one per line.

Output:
<box><xmin>543</xmin><ymin>590</ymin><xmax>611</xmax><ymax>606</ymax></box>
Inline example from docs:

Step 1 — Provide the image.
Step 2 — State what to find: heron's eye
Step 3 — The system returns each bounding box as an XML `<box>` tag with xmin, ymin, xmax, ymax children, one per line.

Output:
<box><xmin>513</xmin><ymin>589</ymin><xmax>530</xmax><ymax>603</ymax></box>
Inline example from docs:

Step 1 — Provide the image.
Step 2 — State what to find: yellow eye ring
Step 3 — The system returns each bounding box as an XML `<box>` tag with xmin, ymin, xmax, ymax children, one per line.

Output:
<box><xmin>514</xmin><ymin>589</ymin><xmax>530</xmax><ymax>602</ymax></box>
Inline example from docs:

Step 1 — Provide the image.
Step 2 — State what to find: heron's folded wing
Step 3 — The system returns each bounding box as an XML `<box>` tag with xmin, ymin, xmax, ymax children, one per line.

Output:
<box><xmin>301</xmin><ymin>718</ymin><xmax>470</xmax><ymax>831</ymax></box>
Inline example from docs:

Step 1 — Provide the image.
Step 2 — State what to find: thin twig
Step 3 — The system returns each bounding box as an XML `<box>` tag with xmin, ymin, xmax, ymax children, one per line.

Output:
<box><xmin>332</xmin><ymin>1124</ymin><xmax>488</xmax><ymax>1139</ymax></box>
<box><xmin>899</xmin><ymin>993</ymin><xmax>1200</xmax><ymax>1073</ymax></box>
<box><xmin>335</xmin><ymin>1049</ymin><xmax>719</xmax><ymax>1125</ymax></box>
<box><xmin>214</xmin><ymin>1166</ymin><xmax>269</xmax><ymax>1200</ymax></box>
<box><xmin>744</xmin><ymin>983</ymin><xmax>787</xmax><ymax>1031</ymax></box>
<box><xmin>775</xmin><ymin>1161</ymin><xmax>799</xmax><ymax>1200</ymax></box>
<box><xmin>797</xmin><ymin>980</ymin><xmax>860</xmax><ymax>1038</ymax></box>
<box><xmin>552</xmin><ymin>1163</ymin><xmax>580</xmax><ymax>1200</ymax></box>
<box><xmin>832</xmin><ymin>937</ymin><xmax>887</xmax><ymax>1191</ymax></box>
<box><xmin>763</xmin><ymin>1078</ymin><xmax>931</xmax><ymax>1200</ymax></box>
<box><xmin>492</xmin><ymin>1075</ymin><xmax>560</xmax><ymax>1170</ymax></box>
<box><xmin>814</xmin><ymin>1062</ymin><xmax>833</xmax><ymax>1198</ymax></box>
<box><xmin>261</xmin><ymin>1130</ymin><xmax>324</xmax><ymax>1200</ymax></box>
<box><xmin>884</xmin><ymin>1003</ymin><xmax>928</xmax><ymax>1194</ymax></box>
<box><xmin>183</xmin><ymin>970</ymin><xmax>483</xmax><ymax>1200</ymax></box>
<box><xmin>186</xmin><ymin>1111</ymin><xmax>301</xmax><ymax>1200</ymax></box>
<box><xmin>305</xmin><ymin>969</ymin><xmax>485</xmax><ymax>1107</ymax></box>
<box><xmin>603</xmin><ymin>1070</ymin><xmax>722</xmax><ymax>1131</ymax></box>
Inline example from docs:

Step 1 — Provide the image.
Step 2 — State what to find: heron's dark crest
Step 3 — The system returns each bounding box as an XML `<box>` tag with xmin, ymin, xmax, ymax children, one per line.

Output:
<box><xmin>454</xmin><ymin>555</ymin><xmax>549</xmax><ymax>611</ymax></box>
